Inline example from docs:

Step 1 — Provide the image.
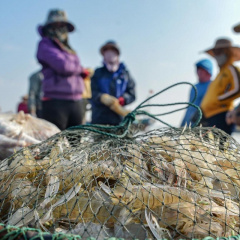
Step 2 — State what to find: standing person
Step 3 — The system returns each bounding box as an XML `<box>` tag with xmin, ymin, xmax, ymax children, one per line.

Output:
<box><xmin>91</xmin><ymin>41</ymin><xmax>136</xmax><ymax>125</ymax></box>
<box><xmin>28</xmin><ymin>70</ymin><xmax>43</xmax><ymax>118</ymax></box>
<box><xmin>181</xmin><ymin>59</ymin><xmax>213</xmax><ymax>127</ymax></box>
<box><xmin>199</xmin><ymin>38</ymin><xmax>240</xmax><ymax>135</ymax></box>
<box><xmin>225</xmin><ymin>23</ymin><xmax>240</xmax><ymax>126</ymax></box>
<box><xmin>36</xmin><ymin>9</ymin><xmax>85</xmax><ymax>130</ymax></box>
<box><xmin>81</xmin><ymin>68</ymin><xmax>93</xmax><ymax>124</ymax></box>
<box><xmin>17</xmin><ymin>95</ymin><xmax>29</xmax><ymax>114</ymax></box>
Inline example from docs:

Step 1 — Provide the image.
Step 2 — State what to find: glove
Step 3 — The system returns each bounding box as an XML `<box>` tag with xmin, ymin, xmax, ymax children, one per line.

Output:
<box><xmin>110</xmin><ymin>100</ymin><xmax>130</xmax><ymax>117</ymax></box>
<box><xmin>100</xmin><ymin>94</ymin><xmax>118</xmax><ymax>107</ymax></box>
<box><xmin>100</xmin><ymin>94</ymin><xmax>130</xmax><ymax>117</ymax></box>
<box><xmin>118</xmin><ymin>97</ymin><xmax>125</xmax><ymax>106</ymax></box>
<box><xmin>80</xmin><ymin>69</ymin><xmax>90</xmax><ymax>79</ymax></box>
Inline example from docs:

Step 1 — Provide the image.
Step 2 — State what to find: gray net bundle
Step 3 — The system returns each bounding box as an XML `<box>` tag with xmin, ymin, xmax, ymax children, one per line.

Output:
<box><xmin>1</xmin><ymin>125</ymin><xmax>240</xmax><ymax>240</ymax></box>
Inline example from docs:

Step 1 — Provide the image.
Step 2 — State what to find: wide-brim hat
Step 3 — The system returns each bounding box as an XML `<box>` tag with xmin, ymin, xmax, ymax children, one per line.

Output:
<box><xmin>204</xmin><ymin>38</ymin><xmax>240</xmax><ymax>61</ymax></box>
<box><xmin>42</xmin><ymin>9</ymin><xmax>75</xmax><ymax>32</ymax></box>
<box><xmin>233</xmin><ymin>22</ymin><xmax>240</xmax><ymax>33</ymax></box>
<box><xmin>100</xmin><ymin>41</ymin><xmax>120</xmax><ymax>55</ymax></box>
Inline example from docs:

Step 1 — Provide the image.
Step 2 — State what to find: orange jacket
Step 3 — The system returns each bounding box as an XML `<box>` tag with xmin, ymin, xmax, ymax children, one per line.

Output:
<box><xmin>201</xmin><ymin>64</ymin><xmax>240</xmax><ymax>118</ymax></box>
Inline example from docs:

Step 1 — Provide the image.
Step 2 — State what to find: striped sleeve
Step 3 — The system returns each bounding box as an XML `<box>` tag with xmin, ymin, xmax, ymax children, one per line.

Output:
<box><xmin>218</xmin><ymin>66</ymin><xmax>240</xmax><ymax>101</ymax></box>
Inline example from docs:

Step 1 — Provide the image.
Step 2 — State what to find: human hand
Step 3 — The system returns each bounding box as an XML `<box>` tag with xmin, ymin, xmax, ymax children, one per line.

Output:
<box><xmin>118</xmin><ymin>97</ymin><xmax>125</xmax><ymax>106</ymax></box>
<box><xmin>225</xmin><ymin>110</ymin><xmax>236</xmax><ymax>125</ymax></box>
<box><xmin>80</xmin><ymin>69</ymin><xmax>90</xmax><ymax>79</ymax></box>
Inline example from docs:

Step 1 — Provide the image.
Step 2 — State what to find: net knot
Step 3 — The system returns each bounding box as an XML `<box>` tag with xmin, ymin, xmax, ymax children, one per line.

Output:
<box><xmin>125</xmin><ymin>112</ymin><xmax>136</xmax><ymax>123</ymax></box>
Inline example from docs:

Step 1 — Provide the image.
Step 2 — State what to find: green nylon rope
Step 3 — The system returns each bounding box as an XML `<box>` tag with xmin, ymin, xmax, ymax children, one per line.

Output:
<box><xmin>0</xmin><ymin>223</ymin><xmax>239</xmax><ymax>240</ymax></box>
<box><xmin>69</xmin><ymin>82</ymin><xmax>202</xmax><ymax>138</ymax></box>
<box><xmin>0</xmin><ymin>223</ymin><xmax>81</xmax><ymax>240</ymax></box>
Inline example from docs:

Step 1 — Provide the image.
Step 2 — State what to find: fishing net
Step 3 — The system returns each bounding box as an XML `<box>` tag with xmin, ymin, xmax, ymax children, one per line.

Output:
<box><xmin>1</xmin><ymin>124</ymin><xmax>240</xmax><ymax>240</ymax></box>
<box><xmin>1</xmin><ymin>83</ymin><xmax>239</xmax><ymax>240</ymax></box>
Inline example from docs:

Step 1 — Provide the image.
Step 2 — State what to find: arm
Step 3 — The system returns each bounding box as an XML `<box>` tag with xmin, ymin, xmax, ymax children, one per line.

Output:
<box><xmin>218</xmin><ymin>66</ymin><xmax>240</xmax><ymax>101</ymax></box>
<box><xmin>122</xmin><ymin>71</ymin><xmax>136</xmax><ymax>105</ymax></box>
<box><xmin>37</xmin><ymin>39</ymin><xmax>82</xmax><ymax>76</ymax></box>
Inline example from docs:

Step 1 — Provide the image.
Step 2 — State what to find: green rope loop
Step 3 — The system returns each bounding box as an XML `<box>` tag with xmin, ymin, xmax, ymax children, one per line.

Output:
<box><xmin>69</xmin><ymin>82</ymin><xmax>202</xmax><ymax>138</ymax></box>
<box><xmin>202</xmin><ymin>237</ymin><xmax>240</xmax><ymax>240</ymax></box>
<box><xmin>0</xmin><ymin>223</ymin><xmax>82</xmax><ymax>240</ymax></box>
<box><xmin>1</xmin><ymin>223</ymin><xmax>240</xmax><ymax>239</ymax></box>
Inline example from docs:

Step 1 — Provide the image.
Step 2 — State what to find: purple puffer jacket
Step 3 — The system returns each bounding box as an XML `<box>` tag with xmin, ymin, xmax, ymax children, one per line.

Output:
<box><xmin>36</xmin><ymin>26</ymin><xmax>84</xmax><ymax>100</ymax></box>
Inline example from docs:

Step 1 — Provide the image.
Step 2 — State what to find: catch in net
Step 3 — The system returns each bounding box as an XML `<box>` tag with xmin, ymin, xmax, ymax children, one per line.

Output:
<box><xmin>0</xmin><ymin>83</ymin><xmax>239</xmax><ymax>240</ymax></box>
<box><xmin>0</xmin><ymin>125</ymin><xmax>240</xmax><ymax>239</ymax></box>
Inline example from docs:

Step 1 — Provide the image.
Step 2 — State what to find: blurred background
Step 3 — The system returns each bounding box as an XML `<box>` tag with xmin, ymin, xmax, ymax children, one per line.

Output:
<box><xmin>1</xmin><ymin>0</ymin><xmax>240</xmax><ymax>127</ymax></box>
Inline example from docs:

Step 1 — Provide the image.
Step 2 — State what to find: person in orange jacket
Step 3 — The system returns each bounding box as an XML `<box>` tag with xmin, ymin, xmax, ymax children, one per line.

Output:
<box><xmin>199</xmin><ymin>38</ymin><xmax>240</xmax><ymax>135</ymax></box>
<box><xmin>225</xmin><ymin>23</ymin><xmax>240</xmax><ymax>127</ymax></box>
<box><xmin>81</xmin><ymin>68</ymin><xmax>93</xmax><ymax>124</ymax></box>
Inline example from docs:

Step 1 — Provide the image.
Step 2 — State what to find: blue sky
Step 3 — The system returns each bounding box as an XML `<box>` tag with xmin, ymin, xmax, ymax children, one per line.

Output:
<box><xmin>1</xmin><ymin>0</ymin><xmax>240</xmax><ymax>126</ymax></box>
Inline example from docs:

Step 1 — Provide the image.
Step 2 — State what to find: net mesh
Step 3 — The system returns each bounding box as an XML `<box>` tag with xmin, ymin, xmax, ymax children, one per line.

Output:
<box><xmin>0</xmin><ymin>125</ymin><xmax>240</xmax><ymax>240</ymax></box>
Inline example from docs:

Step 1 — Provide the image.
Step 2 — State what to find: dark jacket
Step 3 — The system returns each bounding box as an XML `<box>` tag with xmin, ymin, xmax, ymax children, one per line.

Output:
<box><xmin>91</xmin><ymin>63</ymin><xmax>136</xmax><ymax>125</ymax></box>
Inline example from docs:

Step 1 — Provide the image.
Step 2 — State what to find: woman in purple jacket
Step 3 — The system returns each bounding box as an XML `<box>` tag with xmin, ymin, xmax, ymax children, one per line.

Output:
<box><xmin>37</xmin><ymin>9</ymin><xmax>85</xmax><ymax>130</ymax></box>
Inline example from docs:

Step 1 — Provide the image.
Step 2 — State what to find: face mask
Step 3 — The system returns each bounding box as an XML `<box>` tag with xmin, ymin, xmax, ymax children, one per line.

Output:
<box><xmin>54</xmin><ymin>26</ymin><xmax>68</xmax><ymax>42</ymax></box>
<box><xmin>105</xmin><ymin>62</ymin><xmax>119</xmax><ymax>72</ymax></box>
<box><xmin>103</xmin><ymin>49</ymin><xmax>120</xmax><ymax>72</ymax></box>
<box><xmin>46</xmin><ymin>26</ymin><xmax>69</xmax><ymax>42</ymax></box>
<box><xmin>215</xmin><ymin>54</ymin><xmax>227</xmax><ymax>66</ymax></box>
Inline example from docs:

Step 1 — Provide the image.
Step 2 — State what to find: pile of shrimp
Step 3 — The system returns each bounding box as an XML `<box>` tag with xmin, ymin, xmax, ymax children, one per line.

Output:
<box><xmin>0</xmin><ymin>126</ymin><xmax>240</xmax><ymax>240</ymax></box>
